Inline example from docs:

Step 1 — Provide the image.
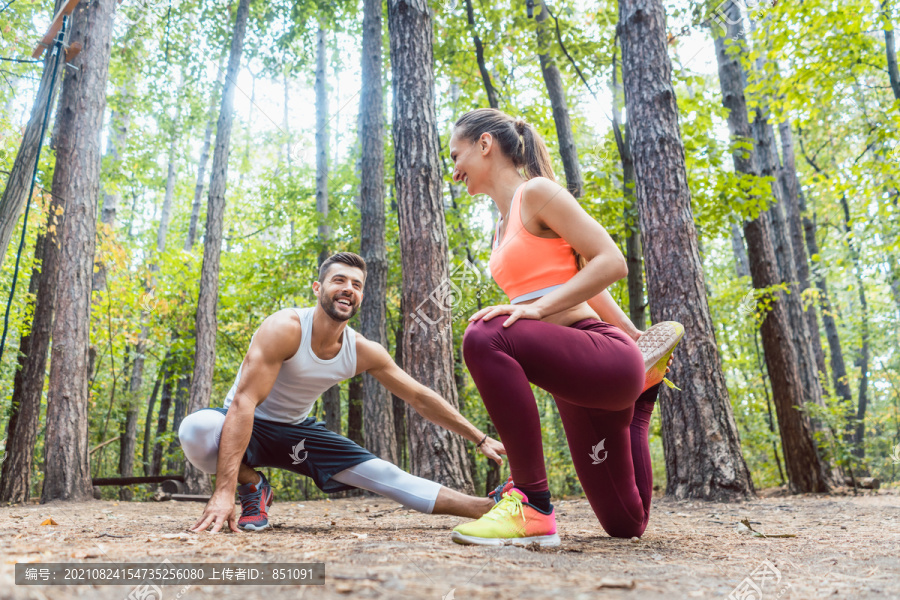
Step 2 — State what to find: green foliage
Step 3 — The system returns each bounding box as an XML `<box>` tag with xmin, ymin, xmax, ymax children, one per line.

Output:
<box><xmin>1</xmin><ymin>0</ymin><xmax>899</xmax><ymax>504</ymax></box>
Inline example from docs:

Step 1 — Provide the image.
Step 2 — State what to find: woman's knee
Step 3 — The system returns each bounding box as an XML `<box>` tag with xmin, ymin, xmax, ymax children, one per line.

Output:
<box><xmin>602</xmin><ymin>518</ymin><xmax>647</xmax><ymax>539</ymax></box>
<box><xmin>462</xmin><ymin>318</ymin><xmax>502</xmax><ymax>361</ymax></box>
<box><xmin>178</xmin><ymin>410</ymin><xmax>225</xmax><ymax>474</ymax></box>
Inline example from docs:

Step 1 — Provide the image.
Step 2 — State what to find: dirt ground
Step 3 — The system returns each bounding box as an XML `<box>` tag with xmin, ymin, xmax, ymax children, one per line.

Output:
<box><xmin>1</xmin><ymin>487</ymin><xmax>898</xmax><ymax>600</ymax></box>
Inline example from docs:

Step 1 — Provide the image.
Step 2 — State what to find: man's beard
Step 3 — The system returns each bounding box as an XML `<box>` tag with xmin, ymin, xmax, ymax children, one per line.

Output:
<box><xmin>321</xmin><ymin>293</ymin><xmax>359</xmax><ymax>322</ymax></box>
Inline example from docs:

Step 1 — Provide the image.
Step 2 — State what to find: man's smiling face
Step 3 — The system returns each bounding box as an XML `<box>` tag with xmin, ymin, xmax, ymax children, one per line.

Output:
<box><xmin>314</xmin><ymin>265</ymin><xmax>365</xmax><ymax>322</ymax></box>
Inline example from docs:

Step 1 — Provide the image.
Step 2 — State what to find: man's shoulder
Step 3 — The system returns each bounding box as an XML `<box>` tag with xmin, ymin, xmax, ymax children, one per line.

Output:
<box><xmin>264</xmin><ymin>308</ymin><xmax>303</xmax><ymax>334</ymax></box>
<box><xmin>254</xmin><ymin>309</ymin><xmax>303</xmax><ymax>359</ymax></box>
<box><xmin>354</xmin><ymin>333</ymin><xmax>391</xmax><ymax>370</ymax></box>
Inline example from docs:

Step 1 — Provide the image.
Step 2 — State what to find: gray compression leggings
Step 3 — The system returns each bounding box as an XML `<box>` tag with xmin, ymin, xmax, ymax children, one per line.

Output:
<box><xmin>178</xmin><ymin>409</ymin><xmax>441</xmax><ymax>513</ymax></box>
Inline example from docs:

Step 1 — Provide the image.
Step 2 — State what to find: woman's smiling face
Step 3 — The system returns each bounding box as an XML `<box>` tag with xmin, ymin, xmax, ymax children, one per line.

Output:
<box><xmin>449</xmin><ymin>131</ymin><xmax>489</xmax><ymax>196</ymax></box>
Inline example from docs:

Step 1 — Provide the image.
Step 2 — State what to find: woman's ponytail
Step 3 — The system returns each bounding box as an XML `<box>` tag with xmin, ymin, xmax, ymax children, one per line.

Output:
<box><xmin>516</xmin><ymin>120</ymin><xmax>556</xmax><ymax>182</ymax></box>
<box><xmin>454</xmin><ymin>109</ymin><xmax>556</xmax><ymax>183</ymax></box>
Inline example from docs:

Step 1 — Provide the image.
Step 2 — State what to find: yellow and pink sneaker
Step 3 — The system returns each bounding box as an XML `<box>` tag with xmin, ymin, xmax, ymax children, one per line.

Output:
<box><xmin>637</xmin><ymin>321</ymin><xmax>684</xmax><ymax>392</ymax></box>
<box><xmin>451</xmin><ymin>489</ymin><xmax>560</xmax><ymax>547</ymax></box>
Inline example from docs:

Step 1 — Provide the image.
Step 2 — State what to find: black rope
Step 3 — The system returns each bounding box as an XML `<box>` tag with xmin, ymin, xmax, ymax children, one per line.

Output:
<box><xmin>0</xmin><ymin>0</ymin><xmax>18</xmax><ymax>16</ymax></box>
<box><xmin>0</xmin><ymin>17</ymin><xmax>67</xmax><ymax>365</ymax></box>
<box><xmin>0</xmin><ymin>57</ymin><xmax>43</xmax><ymax>64</ymax></box>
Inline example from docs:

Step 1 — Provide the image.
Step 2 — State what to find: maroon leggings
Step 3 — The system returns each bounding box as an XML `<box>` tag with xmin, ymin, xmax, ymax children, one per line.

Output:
<box><xmin>463</xmin><ymin>316</ymin><xmax>660</xmax><ymax>538</ymax></box>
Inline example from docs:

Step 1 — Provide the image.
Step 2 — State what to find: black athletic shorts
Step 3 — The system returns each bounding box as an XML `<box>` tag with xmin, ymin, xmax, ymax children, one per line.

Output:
<box><xmin>206</xmin><ymin>407</ymin><xmax>377</xmax><ymax>493</ymax></box>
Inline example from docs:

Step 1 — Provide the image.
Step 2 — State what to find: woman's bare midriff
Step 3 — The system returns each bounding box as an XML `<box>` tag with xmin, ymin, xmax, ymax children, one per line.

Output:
<box><xmin>517</xmin><ymin>297</ymin><xmax>601</xmax><ymax>328</ymax></box>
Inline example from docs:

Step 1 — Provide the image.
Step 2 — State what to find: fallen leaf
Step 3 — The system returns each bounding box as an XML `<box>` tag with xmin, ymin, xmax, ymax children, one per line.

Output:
<box><xmin>41</xmin><ymin>518</ymin><xmax>58</xmax><ymax>526</ymax></box>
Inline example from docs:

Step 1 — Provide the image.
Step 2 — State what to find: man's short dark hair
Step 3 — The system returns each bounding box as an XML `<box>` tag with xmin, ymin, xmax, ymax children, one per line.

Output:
<box><xmin>318</xmin><ymin>252</ymin><xmax>367</xmax><ymax>283</ymax></box>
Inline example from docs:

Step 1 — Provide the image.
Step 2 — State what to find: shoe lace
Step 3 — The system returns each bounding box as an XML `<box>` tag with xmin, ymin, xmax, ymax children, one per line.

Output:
<box><xmin>662</xmin><ymin>377</ymin><xmax>681</xmax><ymax>390</ymax></box>
<box><xmin>483</xmin><ymin>492</ymin><xmax>525</xmax><ymax>523</ymax></box>
<box><xmin>240</xmin><ymin>490</ymin><xmax>261</xmax><ymax>516</ymax></box>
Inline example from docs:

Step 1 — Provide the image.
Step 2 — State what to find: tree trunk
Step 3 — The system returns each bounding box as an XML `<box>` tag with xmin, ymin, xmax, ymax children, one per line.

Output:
<box><xmin>117</xmin><ymin>406</ymin><xmax>139</xmax><ymax>500</ymax></box>
<box><xmin>800</xmin><ymin>190</ymin><xmax>853</xmax><ymax>437</ymax></box>
<box><xmin>777</xmin><ymin>121</ymin><xmax>826</xmax><ymax>377</ymax></box>
<box><xmin>464</xmin><ymin>0</ymin><xmax>498</xmax><ymax>109</ymax></box>
<box><xmin>730</xmin><ymin>221</ymin><xmax>751</xmax><ymax>278</ymax></box>
<box><xmin>711</xmin><ymin>2</ymin><xmax>829</xmax><ymax>492</ymax></box>
<box><xmin>535</xmin><ymin>0</ymin><xmax>583</xmax><ymax>198</ymax></box>
<box><xmin>186</xmin><ymin>56</ymin><xmax>225</xmax><ymax>251</ymax></box>
<box><xmin>93</xmin><ymin>82</ymin><xmax>131</xmax><ymax>293</ymax></box>
<box><xmin>753</xmin><ymin>331</ymin><xmax>785</xmax><ymax>484</ymax></box>
<box><xmin>41</xmin><ymin>0</ymin><xmax>116</xmax><ymax>503</ymax></box>
<box><xmin>611</xmin><ymin>47</ymin><xmax>645</xmax><ymax>329</ymax></box>
<box><xmin>347</xmin><ymin>375</ymin><xmax>364</xmax><ymax>446</ymax></box>
<box><xmin>0</xmin><ymin>220</ymin><xmax>55</xmax><ymax>502</ymax></box>
<box><xmin>618</xmin><ymin>0</ymin><xmax>754</xmax><ymax>500</ymax></box>
<box><xmin>746</xmin><ymin>18</ymin><xmax>824</xmax><ymax>418</ymax></box>
<box><xmin>883</xmin><ymin>0</ymin><xmax>900</xmax><ymax>109</ymax></box>
<box><xmin>0</xmin><ymin>0</ymin><xmax>65</xmax><ymax>266</ymax></box>
<box><xmin>387</xmin><ymin>0</ymin><xmax>474</xmax><ymax>492</ymax></box>
<box><xmin>392</xmin><ymin>304</ymin><xmax>409</xmax><ymax>471</ymax></box>
<box><xmin>312</xmin><ymin>15</ymin><xmax>342</xmax><ymax>435</ymax></box>
<box><xmin>156</xmin><ymin>111</ymin><xmax>179</xmax><ymax>256</ymax></box>
<box><xmin>167</xmin><ymin>374</ymin><xmax>190</xmax><ymax>473</ymax></box>
<box><xmin>151</xmin><ymin>368</ymin><xmax>173</xmax><ymax>477</ymax></box>
<box><xmin>839</xmin><ymin>194</ymin><xmax>869</xmax><ymax>459</ymax></box>
<box><xmin>141</xmin><ymin>365</ymin><xmax>164</xmax><ymax>474</ymax></box>
<box><xmin>185</xmin><ymin>0</ymin><xmax>252</xmax><ymax>495</ymax></box>
<box><xmin>1</xmin><ymin>117</ymin><xmax>71</xmax><ymax>502</ymax></box>
<box><xmin>316</xmin><ymin>19</ymin><xmax>330</xmax><ymax>268</ymax></box>
<box><xmin>752</xmin><ymin>109</ymin><xmax>825</xmax><ymax>417</ymax></box>
<box><xmin>358</xmin><ymin>0</ymin><xmax>398</xmax><ymax>464</ymax></box>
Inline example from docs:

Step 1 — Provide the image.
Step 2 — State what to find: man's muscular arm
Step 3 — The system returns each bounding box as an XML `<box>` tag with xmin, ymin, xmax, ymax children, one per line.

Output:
<box><xmin>356</xmin><ymin>336</ymin><xmax>506</xmax><ymax>465</ymax></box>
<box><xmin>190</xmin><ymin>310</ymin><xmax>300</xmax><ymax>533</ymax></box>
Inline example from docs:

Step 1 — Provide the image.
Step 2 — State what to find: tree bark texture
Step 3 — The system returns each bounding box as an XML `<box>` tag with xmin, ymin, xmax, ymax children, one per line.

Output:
<box><xmin>712</xmin><ymin>3</ymin><xmax>829</xmax><ymax>492</ymax></box>
<box><xmin>42</xmin><ymin>0</ymin><xmax>117</xmax><ymax>503</ymax></box>
<box><xmin>618</xmin><ymin>0</ymin><xmax>754</xmax><ymax>500</ymax></box>
<box><xmin>388</xmin><ymin>0</ymin><xmax>474</xmax><ymax>492</ymax></box>
<box><xmin>777</xmin><ymin>120</ymin><xmax>827</xmax><ymax>377</ymax></box>
<box><xmin>358</xmin><ymin>0</ymin><xmax>398</xmax><ymax>464</ymax></box>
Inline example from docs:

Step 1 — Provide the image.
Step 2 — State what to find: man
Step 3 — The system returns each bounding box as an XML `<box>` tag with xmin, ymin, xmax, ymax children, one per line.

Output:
<box><xmin>180</xmin><ymin>252</ymin><xmax>507</xmax><ymax>533</ymax></box>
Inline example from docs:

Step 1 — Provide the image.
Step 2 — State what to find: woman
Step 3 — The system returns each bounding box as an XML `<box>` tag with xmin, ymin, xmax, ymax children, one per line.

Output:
<box><xmin>449</xmin><ymin>108</ymin><xmax>682</xmax><ymax>547</ymax></box>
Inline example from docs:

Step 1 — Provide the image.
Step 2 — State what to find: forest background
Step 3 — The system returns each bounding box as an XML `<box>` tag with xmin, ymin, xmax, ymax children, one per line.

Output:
<box><xmin>1</xmin><ymin>0</ymin><xmax>899</xmax><ymax>504</ymax></box>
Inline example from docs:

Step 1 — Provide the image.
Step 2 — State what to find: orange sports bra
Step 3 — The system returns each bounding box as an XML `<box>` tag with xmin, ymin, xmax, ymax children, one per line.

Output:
<box><xmin>488</xmin><ymin>182</ymin><xmax>579</xmax><ymax>304</ymax></box>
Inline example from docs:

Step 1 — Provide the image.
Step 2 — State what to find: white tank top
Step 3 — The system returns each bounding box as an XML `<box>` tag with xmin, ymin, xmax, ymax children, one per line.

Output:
<box><xmin>222</xmin><ymin>307</ymin><xmax>357</xmax><ymax>424</ymax></box>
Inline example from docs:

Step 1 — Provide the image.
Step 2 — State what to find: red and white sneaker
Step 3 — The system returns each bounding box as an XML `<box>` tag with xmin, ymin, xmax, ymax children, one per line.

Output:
<box><xmin>237</xmin><ymin>471</ymin><xmax>273</xmax><ymax>531</ymax></box>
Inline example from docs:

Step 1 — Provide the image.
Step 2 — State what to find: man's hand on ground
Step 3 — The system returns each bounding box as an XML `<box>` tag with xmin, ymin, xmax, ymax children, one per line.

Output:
<box><xmin>190</xmin><ymin>491</ymin><xmax>241</xmax><ymax>534</ymax></box>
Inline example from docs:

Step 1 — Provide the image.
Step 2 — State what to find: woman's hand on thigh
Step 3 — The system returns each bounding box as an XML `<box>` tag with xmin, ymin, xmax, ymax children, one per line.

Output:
<box><xmin>469</xmin><ymin>304</ymin><xmax>543</xmax><ymax>327</ymax></box>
